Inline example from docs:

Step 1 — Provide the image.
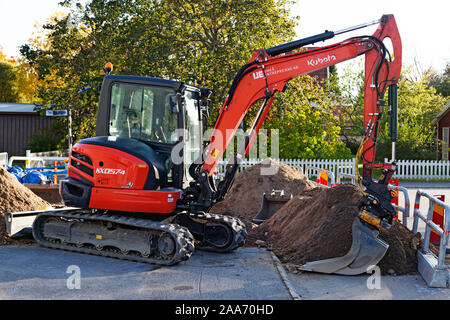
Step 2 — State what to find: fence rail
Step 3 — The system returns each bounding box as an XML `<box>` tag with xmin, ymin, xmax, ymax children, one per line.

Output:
<box><xmin>216</xmin><ymin>158</ymin><xmax>450</xmax><ymax>180</ymax></box>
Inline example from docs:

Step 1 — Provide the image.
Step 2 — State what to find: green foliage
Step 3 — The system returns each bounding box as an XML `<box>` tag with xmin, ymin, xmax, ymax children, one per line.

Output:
<box><xmin>27</xmin><ymin>129</ymin><xmax>61</xmax><ymax>153</ymax></box>
<box><xmin>20</xmin><ymin>0</ymin><xmax>298</xmax><ymax>147</ymax></box>
<box><xmin>0</xmin><ymin>62</ymin><xmax>20</xmax><ymax>102</ymax></box>
<box><xmin>335</xmin><ymin>60</ymin><xmax>365</xmax><ymax>154</ymax></box>
<box><xmin>375</xmin><ymin>75</ymin><xmax>449</xmax><ymax>160</ymax></box>
<box><xmin>427</xmin><ymin>63</ymin><xmax>450</xmax><ymax>97</ymax></box>
<box><xmin>0</xmin><ymin>46</ymin><xmax>40</xmax><ymax>103</ymax></box>
<box><xmin>338</xmin><ymin>63</ymin><xmax>450</xmax><ymax>160</ymax></box>
<box><xmin>262</xmin><ymin>76</ymin><xmax>352</xmax><ymax>159</ymax></box>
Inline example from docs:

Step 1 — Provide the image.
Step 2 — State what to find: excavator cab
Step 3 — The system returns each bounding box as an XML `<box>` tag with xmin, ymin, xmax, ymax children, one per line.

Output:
<box><xmin>101</xmin><ymin>75</ymin><xmax>205</xmax><ymax>187</ymax></box>
<box><xmin>61</xmin><ymin>75</ymin><xmax>206</xmax><ymax>210</ymax></box>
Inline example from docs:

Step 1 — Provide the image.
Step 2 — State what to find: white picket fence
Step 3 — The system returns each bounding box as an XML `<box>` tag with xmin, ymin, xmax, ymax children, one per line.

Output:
<box><xmin>216</xmin><ymin>158</ymin><xmax>450</xmax><ymax>180</ymax></box>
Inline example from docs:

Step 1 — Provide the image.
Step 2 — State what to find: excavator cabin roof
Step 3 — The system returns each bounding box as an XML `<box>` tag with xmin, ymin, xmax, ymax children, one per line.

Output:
<box><xmin>103</xmin><ymin>74</ymin><xmax>200</xmax><ymax>93</ymax></box>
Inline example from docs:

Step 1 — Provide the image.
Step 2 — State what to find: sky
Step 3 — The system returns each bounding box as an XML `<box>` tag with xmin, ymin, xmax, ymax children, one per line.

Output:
<box><xmin>291</xmin><ymin>0</ymin><xmax>450</xmax><ymax>73</ymax></box>
<box><xmin>0</xmin><ymin>0</ymin><xmax>449</xmax><ymax>74</ymax></box>
<box><xmin>0</xmin><ymin>0</ymin><xmax>69</xmax><ymax>57</ymax></box>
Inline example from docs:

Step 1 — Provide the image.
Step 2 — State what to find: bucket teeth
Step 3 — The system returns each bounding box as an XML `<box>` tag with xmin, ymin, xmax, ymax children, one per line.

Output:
<box><xmin>298</xmin><ymin>217</ymin><xmax>389</xmax><ymax>275</ymax></box>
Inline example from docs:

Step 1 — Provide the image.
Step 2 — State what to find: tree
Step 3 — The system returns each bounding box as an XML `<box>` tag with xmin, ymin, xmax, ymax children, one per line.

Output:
<box><xmin>427</xmin><ymin>63</ymin><xmax>450</xmax><ymax>97</ymax></box>
<box><xmin>338</xmin><ymin>63</ymin><xmax>450</xmax><ymax>160</ymax></box>
<box><xmin>375</xmin><ymin>74</ymin><xmax>449</xmax><ymax>160</ymax></box>
<box><xmin>0</xmin><ymin>62</ymin><xmax>20</xmax><ymax>102</ymax></box>
<box><xmin>0</xmin><ymin>46</ymin><xmax>6</xmax><ymax>61</ymax></box>
<box><xmin>20</xmin><ymin>0</ymin><xmax>299</xmax><ymax>148</ymax></box>
<box><xmin>262</xmin><ymin>75</ymin><xmax>353</xmax><ymax>159</ymax></box>
<box><xmin>0</xmin><ymin>46</ymin><xmax>40</xmax><ymax>103</ymax></box>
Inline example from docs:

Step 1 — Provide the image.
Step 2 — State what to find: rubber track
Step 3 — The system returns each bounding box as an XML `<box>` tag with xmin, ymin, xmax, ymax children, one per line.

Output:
<box><xmin>191</xmin><ymin>212</ymin><xmax>247</xmax><ymax>252</ymax></box>
<box><xmin>32</xmin><ymin>210</ymin><xmax>195</xmax><ymax>266</ymax></box>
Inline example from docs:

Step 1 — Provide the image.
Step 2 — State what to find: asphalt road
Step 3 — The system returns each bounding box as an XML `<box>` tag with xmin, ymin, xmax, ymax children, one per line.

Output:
<box><xmin>1</xmin><ymin>243</ymin><xmax>449</xmax><ymax>300</ymax></box>
<box><xmin>0</xmin><ymin>246</ymin><xmax>291</xmax><ymax>300</ymax></box>
<box><xmin>1</xmin><ymin>181</ymin><xmax>448</xmax><ymax>300</ymax></box>
<box><xmin>288</xmin><ymin>271</ymin><xmax>450</xmax><ymax>300</ymax></box>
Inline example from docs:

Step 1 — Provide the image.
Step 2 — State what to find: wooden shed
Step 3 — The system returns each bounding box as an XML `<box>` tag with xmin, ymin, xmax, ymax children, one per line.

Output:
<box><xmin>431</xmin><ymin>101</ymin><xmax>450</xmax><ymax>160</ymax></box>
<box><xmin>0</xmin><ymin>103</ymin><xmax>53</xmax><ymax>156</ymax></box>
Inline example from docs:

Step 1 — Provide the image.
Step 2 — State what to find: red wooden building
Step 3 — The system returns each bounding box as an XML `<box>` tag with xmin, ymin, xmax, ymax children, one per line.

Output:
<box><xmin>431</xmin><ymin>101</ymin><xmax>450</xmax><ymax>160</ymax></box>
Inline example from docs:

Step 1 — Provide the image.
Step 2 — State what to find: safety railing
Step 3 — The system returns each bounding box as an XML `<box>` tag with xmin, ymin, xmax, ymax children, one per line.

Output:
<box><xmin>389</xmin><ymin>184</ymin><xmax>410</xmax><ymax>227</ymax></box>
<box><xmin>335</xmin><ymin>173</ymin><xmax>410</xmax><ymax>226</ymax></box>
<box><xmin>8</xmin><ymin>156</ymin><xmax>69</xmax><ymax>169</ymax></box>
<box><xmin>336</xmin><ymin>172</ymin><xmax>356</xmax><ymax>185</ymax></box>
<box><xmin>412</xmin><ymin>190</ymin><xmax>450</xmax><ymax>288</ymax></box>
<box><xmin>305</xmin><ymin>167</ymin><xmax>336</xmax><ymax>188</ymax></box>
<box><xmin>0</xmin><ymin>152</ymin><xmax>7</xmax><ymax>168</ymax></box>
<box><xmin>8</xmin><ymin>154</ymin><xmax>69</xmax><ymax>184</ymax></box>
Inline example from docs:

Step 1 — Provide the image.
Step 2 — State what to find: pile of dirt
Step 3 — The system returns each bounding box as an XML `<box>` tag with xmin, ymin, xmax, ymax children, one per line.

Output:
<box><xmin>0</xmin><ymin>166</ymin><xmax>50</xmax><ymax>245</ymax></box>
<box><xmin>209</xmin><ymin>158</ymin><xmax>316</xmax><ymax>223</ymax></box>
<box><xmin>259</xmin><ymin>184</ymin><xmax>422</xmax><ymax>275</ymax></box>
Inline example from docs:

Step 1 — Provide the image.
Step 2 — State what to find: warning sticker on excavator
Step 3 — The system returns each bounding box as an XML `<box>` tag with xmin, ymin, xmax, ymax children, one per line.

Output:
<box><xmin>212</xmin><ymin>149</ymin><xmax>220</xmax><ymax>159</ymax></box>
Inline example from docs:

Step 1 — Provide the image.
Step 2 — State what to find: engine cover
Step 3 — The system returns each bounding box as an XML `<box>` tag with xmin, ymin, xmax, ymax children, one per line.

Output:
<box><xmin>69</xmin><ymin>136</ymin><xmax>168</xmax><ymax>189</ymax></box>
<box><xmin>61</xmin><ymin>136</ymin><xmax>181</xmax><ymax>213</ymax></box>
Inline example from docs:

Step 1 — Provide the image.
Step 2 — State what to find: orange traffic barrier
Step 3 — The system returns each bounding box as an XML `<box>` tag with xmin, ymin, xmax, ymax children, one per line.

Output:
<box><xmin>318</xmin><ymin>170</ymin><xmax>329</xmax><ymax>186</ymax></box>
<box><xmin>430</xmin><ymin>195</ymin><xmax>445</xmax><ymax>245</ymax></box>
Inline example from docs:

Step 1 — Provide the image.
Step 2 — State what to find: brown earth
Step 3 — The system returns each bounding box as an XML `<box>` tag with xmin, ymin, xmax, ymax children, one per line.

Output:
<box><xmin>260</xmin><ymin>183</ymin><xmax>422</xmax><ymax>275</ymax></box>
<box><xmin>209</xmin><ymin>158</ymin><xmax>316</xmax><ymax>224</ymax></box>
<box><xmin>0</xmin><ymin>166</ymin><xmax>51</xmax><ymax>245</ymax></box>
<box><xmin>378</xmin><ymin>220</ymin><xmax>423</xmax><ymax>275</ymax></box>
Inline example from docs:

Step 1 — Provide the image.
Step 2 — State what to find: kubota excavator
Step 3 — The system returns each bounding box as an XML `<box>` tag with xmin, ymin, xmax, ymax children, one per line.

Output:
<box><xmin>7</xmin><ymin>15</ymin><xmax>402</xmax><ymax>274</ymax></box>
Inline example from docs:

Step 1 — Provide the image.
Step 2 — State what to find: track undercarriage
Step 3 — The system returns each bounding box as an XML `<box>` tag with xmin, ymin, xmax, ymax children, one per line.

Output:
<box><xmin>32</xmin><ymin>209</ymin><xmax>247</xmax><ymax>266</ymax></box>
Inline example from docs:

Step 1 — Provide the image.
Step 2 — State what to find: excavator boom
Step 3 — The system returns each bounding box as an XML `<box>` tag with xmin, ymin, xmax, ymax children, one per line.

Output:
<box><xmin>186</xmin><ymin>15</ymin><xmax>402</xmax><ymax>274</ymax></box>
<box><xmin>201</xmin><ymin>14</ymin><xmax>401</xmax><ymax>175</ymax></box>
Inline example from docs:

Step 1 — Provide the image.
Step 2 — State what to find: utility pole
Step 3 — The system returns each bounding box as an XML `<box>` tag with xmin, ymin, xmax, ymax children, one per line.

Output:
<box><xmin>67</xmin><ymin>107</ymin><xmax>73</xmax><ymax>153</ymax></box>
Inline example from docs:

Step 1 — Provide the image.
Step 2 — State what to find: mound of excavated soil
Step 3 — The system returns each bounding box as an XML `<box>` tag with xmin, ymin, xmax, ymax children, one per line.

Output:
<box><xmin>260</xmin><ymin>184</ymin><xmax>422</xmax><ymax>275</ymax></box>
<box><xmin>378</xmin><ymin>221</ymin><xmax>423</xmax><ymax>275</ymax></box>
<box><xmin>0</xmin><ymin>166</ymin><xmax>50</xmax><ymax>245</ymax></box>
<box><xmin>209</xmin><ymin>158</ymin><xmax>316</xmax><ymax>223</ymax></box>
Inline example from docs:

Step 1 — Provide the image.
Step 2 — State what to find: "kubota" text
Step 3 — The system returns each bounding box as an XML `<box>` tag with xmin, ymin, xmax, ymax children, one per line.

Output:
<box><xmin>307</xmin><ymin>54</ymin><xmax>336</xmax><ymax>67</ymax></box>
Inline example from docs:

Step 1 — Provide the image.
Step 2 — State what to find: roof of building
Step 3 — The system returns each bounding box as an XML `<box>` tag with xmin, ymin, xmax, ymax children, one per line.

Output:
<box><xmin>0</xmin><ymin>103</ymin><xmax>40</xmax><ymax>114</ymax></box>
<box><xmin>432</xmin><ymin>101</ymin><xmax>450</xmax><ymax>126</ymax></box>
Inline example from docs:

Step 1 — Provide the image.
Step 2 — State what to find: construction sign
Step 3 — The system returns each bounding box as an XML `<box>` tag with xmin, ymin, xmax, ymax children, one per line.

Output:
<box><xmin>430</xmin><ymin>195</ymin><xmax>445</xmax><ymax>245</ymax></box>
<box><xmin>317</xmin><ymin>170</ymin><xmax>329</xmax><ymax>187</ymax></box>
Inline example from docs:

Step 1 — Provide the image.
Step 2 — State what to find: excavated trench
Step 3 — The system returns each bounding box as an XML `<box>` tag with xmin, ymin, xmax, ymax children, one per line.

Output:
<box><xmin>210</xmin><ymin>159</ymin><xmax>423</xmax><ymax>275</ymax></box>
<box><xmin>1</xmin><ymin>160</ymin><xmax>424</xmax><ymax>275</ymax></box>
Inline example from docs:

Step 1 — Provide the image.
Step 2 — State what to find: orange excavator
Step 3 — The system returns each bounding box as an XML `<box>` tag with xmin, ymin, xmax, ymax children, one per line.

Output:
<box><xmin>10</xmin><ymin>15</ymin><xmax>402</xmax><ymax>273</ymax></box>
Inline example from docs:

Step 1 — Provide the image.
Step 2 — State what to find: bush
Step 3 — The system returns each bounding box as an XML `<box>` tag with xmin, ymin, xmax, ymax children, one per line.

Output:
<box><xmin>27</xmin><ymin>129</ymin><xmax>61</xmax><ymax>153</ymax></box>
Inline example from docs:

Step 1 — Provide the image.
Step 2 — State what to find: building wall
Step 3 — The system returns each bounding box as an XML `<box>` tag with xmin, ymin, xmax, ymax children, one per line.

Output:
<box><xmin>437</xmin><ymin>111</ymin><xmax>450</xmax><ymax>160</ymax></box>
<box><xmin>0</xmin><ymin>113</ymin><xmax>53</xmax><ymax>156</ymax></box>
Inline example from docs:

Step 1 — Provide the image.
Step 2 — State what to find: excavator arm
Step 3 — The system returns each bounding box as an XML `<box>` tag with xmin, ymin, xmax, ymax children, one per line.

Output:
<box><xmin>186</xmin><ymin>15</ymin><xmax>402</xmax><ymax>223</ymax></box>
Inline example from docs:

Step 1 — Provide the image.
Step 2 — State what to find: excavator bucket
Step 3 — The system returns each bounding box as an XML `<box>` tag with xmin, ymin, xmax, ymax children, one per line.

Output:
<box><xmin>297</xmin><ymin>218</ymin><xmax>389</xmax><ymax>275</ymax></box>
<box><xmin>253</xmin><ymin>190</ymin><xmax>292</xmax><ymax>224</ymax></box>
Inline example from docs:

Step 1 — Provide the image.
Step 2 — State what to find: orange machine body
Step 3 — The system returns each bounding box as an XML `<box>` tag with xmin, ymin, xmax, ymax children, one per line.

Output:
<box><xmin>66</xmin><ymin>139</ymin><xmax>181</xmax><ymax>214</ymax></box>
